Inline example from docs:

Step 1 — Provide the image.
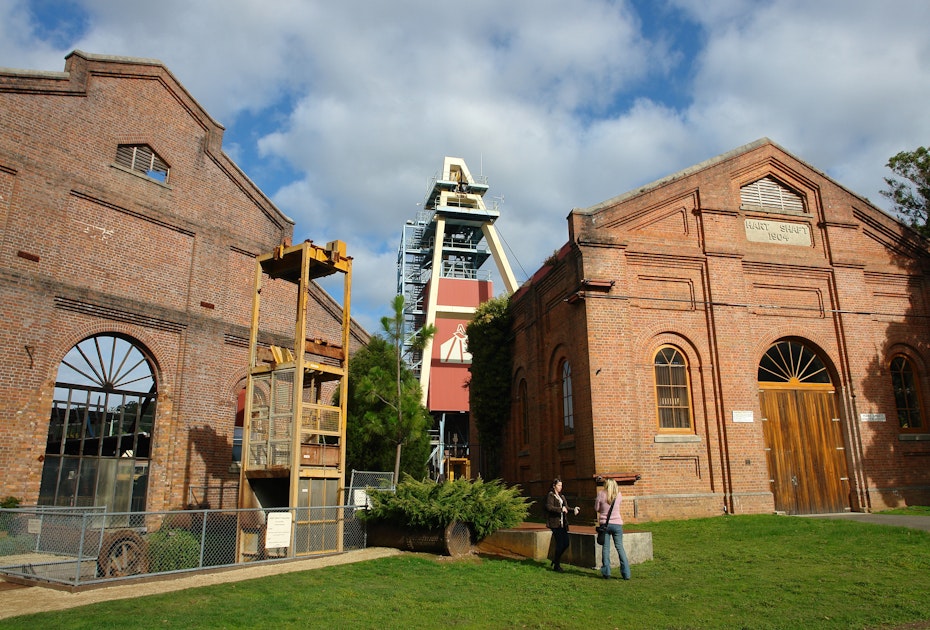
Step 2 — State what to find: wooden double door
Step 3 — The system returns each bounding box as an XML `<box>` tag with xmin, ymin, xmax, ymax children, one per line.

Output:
<box><xmin>759</xmin><ymin>387</ymin><xmax>850</xmax><ymax>515</ymax></box>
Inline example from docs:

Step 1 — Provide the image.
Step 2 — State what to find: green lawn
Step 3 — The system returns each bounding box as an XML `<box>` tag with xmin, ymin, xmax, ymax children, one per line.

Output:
<box><xmin>878</xmin><ymin>505</ymin><xmax>930</xmax><ymax>516</ymax></box>
<box><xmin>4</xmin><ymin>514</ymin><xmax>930</xmax><ymax>629</ymax></box>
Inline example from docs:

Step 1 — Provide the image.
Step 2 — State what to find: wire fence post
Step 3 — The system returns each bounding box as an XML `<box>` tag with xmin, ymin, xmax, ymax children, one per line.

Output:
<box><xmin>75</xmin><ymin>511</ymin><xmax>88</xmax><ymax>586</ymax></box>
<box><xmin>199</xmin><ymin>509</ymin><xmax>208</xmax><ymax>569</ymax></box>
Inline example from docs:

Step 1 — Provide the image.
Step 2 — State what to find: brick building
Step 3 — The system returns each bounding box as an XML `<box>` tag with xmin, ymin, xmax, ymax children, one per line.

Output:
<box><xmin>506</xmin><ymin>138</ymin><xmax>930</xmax><ymax>521</ymax></box>
<box><xmin>0</xmin><ymin>51</ymin><xmax>367</xmax><ymax>512</ymax></box>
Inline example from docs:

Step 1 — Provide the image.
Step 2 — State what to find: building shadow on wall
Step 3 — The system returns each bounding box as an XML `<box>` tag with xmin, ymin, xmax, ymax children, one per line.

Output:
<box><xmin>185</xmin><ymin>424</ymin><xmax>238</xmax><ymax>509</ymax></box>
<box><xmin>854</xmin><ymin>225</ymin><xmax>930</xmax><ymax>510</ymax></box>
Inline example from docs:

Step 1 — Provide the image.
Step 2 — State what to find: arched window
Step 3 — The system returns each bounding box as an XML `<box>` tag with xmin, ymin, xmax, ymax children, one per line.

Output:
<box><xmin>39</xmin><ymin>334</ymin><xmax>156</xmax><ymax>511</ymax></box>
<box><xmin>890</xmin><ymin>355</ymin><xmax>923</xmax><ymax>430</ymax></box>
<box><xmin>758</xmin><ymin>340</ymin><xmax>830</xmax><ymax>384</ymax></box>
<box><xmin>519</xmin><ymin>379</ymin><xmax>529</xmax><ymax>445</ymax></box>
<box><xmin>561</xmin><ymin>360</ymin><xmax>574</xmax><ymax>435</ymax></box>
<box><xmin>654</xmin><ymin>346</ymin><xmax>692</xmax><ymax>431</ymax></box>
<box><xmin>233</xmin><ymin>387</ymin><xmax>246</xmax><ymax>462</ymax></box>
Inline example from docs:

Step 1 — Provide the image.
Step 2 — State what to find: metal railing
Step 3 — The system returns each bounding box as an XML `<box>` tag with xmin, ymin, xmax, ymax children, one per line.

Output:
<box><xmin>0</xmin><ymin>504</ymin><xmax>367</xmax><ymax>587</ymax></box>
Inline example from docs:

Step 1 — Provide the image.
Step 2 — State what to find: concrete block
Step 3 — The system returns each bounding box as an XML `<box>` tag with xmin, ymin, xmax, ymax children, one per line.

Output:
<box><xmin>478</xmin><ymin>525</ymin><xmax>652</xmax><ymax>570</ymax></box>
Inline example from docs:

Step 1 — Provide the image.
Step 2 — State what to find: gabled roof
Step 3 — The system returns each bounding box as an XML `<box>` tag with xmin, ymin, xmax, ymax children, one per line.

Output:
<box><xmin>575</xmin><ymin>137</ymin><xmax>889</xmax><ymax>223</ymax></box>
<box><xmin>0</xmin><ymin>50</ymin><xmax>292</xmax><ymax>229</ymax></box>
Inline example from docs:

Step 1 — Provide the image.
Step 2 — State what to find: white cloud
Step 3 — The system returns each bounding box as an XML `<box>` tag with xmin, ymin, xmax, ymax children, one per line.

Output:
<box><xmin>3</xmin><ymin>0</ymin><xmax>930</xmax><ymax>329</ymax></box>
<box><xmin>682</xmin><ymin>0</ymin><xmax>930</xmax><ymax>204</ymax></box>
<box><xmin>0</xmin><ymin>2</ymin><xmax>72</xmax><ymax>71</ymax></box>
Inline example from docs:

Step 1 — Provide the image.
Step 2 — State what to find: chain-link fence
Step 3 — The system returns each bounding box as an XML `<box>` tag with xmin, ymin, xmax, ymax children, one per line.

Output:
<box><xmin>345</xmin><ymin>470</ymin><xmax>395</xmax><ymax>508</ymax></box>
<box><xmin>0</xmin><ymin>504</ymin><xmax>367</xmax><ymax>587</ymax></box>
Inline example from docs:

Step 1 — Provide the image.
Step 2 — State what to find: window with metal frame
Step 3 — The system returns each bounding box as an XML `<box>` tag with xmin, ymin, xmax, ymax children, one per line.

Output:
<box><xmin>39</xmin><ymin>334</ymin><xmax>156</xmax><ymax>511</ymax></box>
<box><xmin>561</xmin><ymin>360</ymin><xmax>574</xmax><ymax>435</ymax></box>
<box><xmin>115</xmin><ymin>144</ymin><xmax>170</xmax><ymax>183</ymax></box>
<box><xmin>890</xmin><ymin>355</ymin><xmax>923</xmax><ymax>430</ymax></box>
<box><xmin>654</xmin><ymin>346</ymin><xmax>692</xmax><ymax>431</ymax></box>
<box><xmin>740</xmin><ymin>176</ymin><xmax>805</xmax><ymax>213</ymax></box>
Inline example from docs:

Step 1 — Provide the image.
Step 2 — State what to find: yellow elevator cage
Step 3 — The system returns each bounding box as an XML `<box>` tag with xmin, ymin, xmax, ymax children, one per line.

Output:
<box><xmin>237</xmin><ymin>240</ymin><xmax>352</xmax><ymax>560</ymax></box>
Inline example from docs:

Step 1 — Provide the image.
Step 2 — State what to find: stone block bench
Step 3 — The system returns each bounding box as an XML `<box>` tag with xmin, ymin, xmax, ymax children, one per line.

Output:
<box><xmin>476</xmin><ymin>523</ymin><xmax>652</xmax><ymax>570</ymax></box>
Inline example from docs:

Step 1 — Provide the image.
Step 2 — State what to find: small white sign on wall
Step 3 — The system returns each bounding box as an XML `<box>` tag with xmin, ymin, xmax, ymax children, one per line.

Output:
<box><xmin>265</xmin><ymin>512</ymin><xmax>293</xmax><ymax>549</ymax></box>
<box><xmin>732</xmin><ymin>410</ymin><xmax>754</xmax><ymax>423</ymax></box>
<box><xmin>859</xmin><ymin>413</ymin><xmax>886</xmax><ymax>422</ymax></box>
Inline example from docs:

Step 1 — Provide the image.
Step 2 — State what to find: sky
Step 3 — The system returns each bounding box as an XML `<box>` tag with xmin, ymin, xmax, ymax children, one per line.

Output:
<box><xmin>3</xmin><ymin>0</ymin><xmax>929</xmax><ymax>333</ymax></box>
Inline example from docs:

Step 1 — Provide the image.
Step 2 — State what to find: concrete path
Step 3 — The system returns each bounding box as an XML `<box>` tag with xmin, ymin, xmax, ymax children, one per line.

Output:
<box><xmin>804</xmin><ymin>512</ymin><xmax>930</xmax><ymax>532</ymax></box>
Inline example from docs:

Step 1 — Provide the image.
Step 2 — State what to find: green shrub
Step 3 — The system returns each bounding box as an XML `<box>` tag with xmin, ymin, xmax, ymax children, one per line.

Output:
<box><xmin>0</xmin><ymin>496</ymin><xmax>22</xmax><ymax>537</ymax></box>
<box><xmin>0</xmin><ymin>534</ymin><xmax>36</xmax><ymax>555</ymax></box>
<box><xmin>363</xmin><ymin>476</ymin><xmax>530</xmax><ymax>540</ymax></box>
<box><xmin>147</xmin><ymin>529</ymin><xmax>201</xmax><ymax>572</ymax></box>
<box><xmin>0</xmin><ymin>496</ymin><xmax>21</xmax><ymax>509</ymax></box>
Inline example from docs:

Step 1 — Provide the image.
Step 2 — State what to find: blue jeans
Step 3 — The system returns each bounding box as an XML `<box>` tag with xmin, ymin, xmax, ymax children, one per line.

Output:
<box><xmin>601</xmin><ymin>523</ymin><xmax>631</xmax><ymax>579</ymax></box>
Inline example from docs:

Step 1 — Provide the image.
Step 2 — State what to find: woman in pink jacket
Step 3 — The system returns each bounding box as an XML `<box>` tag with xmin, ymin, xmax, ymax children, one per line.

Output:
<box><xmin>595</xmin><ymin>478</ymin><xmax>631</xmax><ymax>580</ymax></box>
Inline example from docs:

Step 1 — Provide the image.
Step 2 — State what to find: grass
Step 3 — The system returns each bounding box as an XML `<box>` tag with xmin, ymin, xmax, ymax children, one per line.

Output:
<box><xmin>4</xmin><ymin>514</ymin><xmax>930</xmax><ymax>629</ymax></box>
<box><xmin>878</xmin><ymin>505</ymin><xmax>930</xmax><ymax>516</ymax></box>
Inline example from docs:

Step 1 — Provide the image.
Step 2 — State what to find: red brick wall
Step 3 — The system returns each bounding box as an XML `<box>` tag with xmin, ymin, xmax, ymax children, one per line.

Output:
<box><xmin>0</xmin><ymin>53</ymin><xmax>365</xmax><ymax>510</ymax></box>
<box><xmin>509</xmin><ymin>140</ymin><xmax>930</xmax><ymax>522</ymax></box>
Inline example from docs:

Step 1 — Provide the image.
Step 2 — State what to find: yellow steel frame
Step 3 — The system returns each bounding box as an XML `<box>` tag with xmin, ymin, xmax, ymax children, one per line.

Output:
<box><xmin>237</xmin><ymin>240</ymin><xmax>352</xmax><ymax>559</ymax></box>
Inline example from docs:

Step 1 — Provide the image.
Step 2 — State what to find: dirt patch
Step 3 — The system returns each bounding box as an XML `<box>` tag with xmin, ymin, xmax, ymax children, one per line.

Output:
<box><xmin>0</xmin><ymin>547</ymin><xmax>402</xmax><ymax>620</ymax></box>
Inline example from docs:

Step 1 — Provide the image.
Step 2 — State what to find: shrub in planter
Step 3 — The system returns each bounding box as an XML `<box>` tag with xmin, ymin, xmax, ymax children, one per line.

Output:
<box><xmin>147</xmin><ymin>529</ymin><xmax>201</xmax><ymax>572</ymax></box>
<box><xmin>363</xmin><ymin>476</ymin><xmax>529</xmax><ymax>540</ymax></box>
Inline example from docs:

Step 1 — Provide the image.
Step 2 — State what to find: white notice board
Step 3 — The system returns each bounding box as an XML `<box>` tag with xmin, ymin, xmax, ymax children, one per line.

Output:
<box><xmin>265</xmin><ymin>512</ymin><xmax>293</xmax><ymax>549</ymax></box>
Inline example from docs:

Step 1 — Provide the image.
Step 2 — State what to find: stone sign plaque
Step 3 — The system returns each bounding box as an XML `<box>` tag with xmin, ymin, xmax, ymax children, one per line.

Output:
<box><xmin>744</xmin><ymin>219</ymin><xmax>811</xmax><ymax>246</ymax></box>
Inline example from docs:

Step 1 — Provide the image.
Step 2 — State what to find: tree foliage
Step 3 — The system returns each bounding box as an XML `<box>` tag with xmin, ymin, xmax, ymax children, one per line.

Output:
<box><xmin>344</xmin><ymin>336</ymin><xmax>431</xmax><ymax>480</ymax></box>
<box><xmin>465</xmin><ymin>295</ymin><xmax>513</xmax><ymax>479</ymax></box>
<box><xmin>379</xmin><ymin>295</ymin><xmax>435</xmax><ymax>482</ymax></box>
<box><xmin>363</xmin><ymin>475</ymin><xmax>530</xmax><ymax>540</ymax></box>
<box><xmin>881</xmin><ymin>146</ymin><xmax>930</xmax><ymax>237</ymax></box>
<box><xmin>343</xmin><ymin>296</ymin><xmax>435</xmax><ymax>482</ymax></box>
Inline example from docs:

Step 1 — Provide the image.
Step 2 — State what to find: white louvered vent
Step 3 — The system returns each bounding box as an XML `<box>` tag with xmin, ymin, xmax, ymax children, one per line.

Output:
<box><xmin>115</xmin><ymin>144</ymin><xmax>170</xmax><ymax>183</ymax></box>
<box><xmin>740</xmin><ymin>176</ymin><xmax>804</xmax><ymax>213</ymax></box>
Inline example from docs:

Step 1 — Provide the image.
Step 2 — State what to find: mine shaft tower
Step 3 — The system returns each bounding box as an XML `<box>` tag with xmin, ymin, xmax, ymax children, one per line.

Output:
<box><xmin>397</xmin><ymin>157</ymin><xmax>517</xmax><ymax>480</ymax></box>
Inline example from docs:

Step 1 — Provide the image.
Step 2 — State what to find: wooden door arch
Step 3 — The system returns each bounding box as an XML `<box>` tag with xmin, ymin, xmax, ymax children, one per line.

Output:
<box><xmin>758</xmin><ymin>340</ymin><xmax>850</xmax><ymax>515</ymax></box>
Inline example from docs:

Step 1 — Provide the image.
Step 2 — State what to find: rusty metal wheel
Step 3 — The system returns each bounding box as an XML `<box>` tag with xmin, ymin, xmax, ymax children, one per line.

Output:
<box><xmin>97</xmin><ymin>530</ymin><xmax>149</xmax><ymax>578</ymax></box>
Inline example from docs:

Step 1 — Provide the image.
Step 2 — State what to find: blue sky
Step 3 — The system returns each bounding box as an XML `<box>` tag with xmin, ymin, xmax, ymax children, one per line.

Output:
<box><xmin>3</xmin><ymin>0</ymin><xmax>930</xmax><ymax>332</ymax></box>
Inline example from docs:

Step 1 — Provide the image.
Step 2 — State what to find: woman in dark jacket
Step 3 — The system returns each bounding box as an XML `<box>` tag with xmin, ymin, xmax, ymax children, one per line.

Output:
<box><xmin>545</xmin><ymin>478</ymin><xmax>579</xmax><ymax>572</ymax></box>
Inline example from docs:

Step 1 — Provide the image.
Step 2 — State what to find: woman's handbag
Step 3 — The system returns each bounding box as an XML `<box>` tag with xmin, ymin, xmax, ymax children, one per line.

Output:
<box><xmin>596</xmin><ymin>497</ymin><xmax>617</xmax><ymax>545</ymax></box>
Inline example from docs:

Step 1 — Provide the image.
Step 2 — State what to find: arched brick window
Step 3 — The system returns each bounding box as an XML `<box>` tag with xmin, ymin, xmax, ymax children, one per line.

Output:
<box><xmin>519</xmin><ymin>379</ymin><xmax>529</xmax><ymax>445</ymax></box>
<box><xmin>561</xmin><ymin>360</ymin><xmax>574</xmax><ymax>435</ymax></box>
<box><xmin>654</xmin><ymin>346</ymin><xmax>692</xmax><ymax>432</ymax></box>
<box><xmin>890</xmin><ymin>355</ymin><xmax>923</xmax><ymax>430</ymax></box>
<box><xmin>39</xmin><ymin>334</ymin><xmax>155</xmax><ymax>511</ymax></box>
